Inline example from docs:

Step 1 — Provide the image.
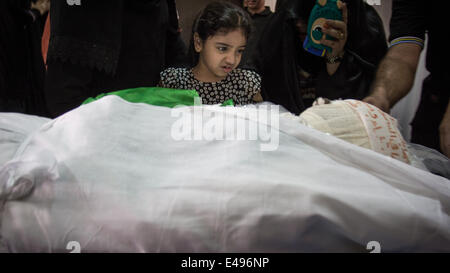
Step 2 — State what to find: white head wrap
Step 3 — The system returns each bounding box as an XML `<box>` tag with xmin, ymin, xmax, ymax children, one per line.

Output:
<box><xmin>299</xmin><ymin>99</ymin><xmax>411</xmax><ymax>164</ymax></box>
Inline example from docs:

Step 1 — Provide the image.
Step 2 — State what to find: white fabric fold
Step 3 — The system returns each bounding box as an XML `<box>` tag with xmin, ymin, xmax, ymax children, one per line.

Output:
<box><xmin>0</xmin><ymin>96</ymin><xmax>449</xmax><ymax>252</ymax></box>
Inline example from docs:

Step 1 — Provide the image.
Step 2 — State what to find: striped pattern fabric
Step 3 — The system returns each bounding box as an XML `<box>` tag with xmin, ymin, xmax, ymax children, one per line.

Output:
<box><xmin>389</xmin><ymin>36</ymin><xmax>424</xmax><ymax>48</ymax></box>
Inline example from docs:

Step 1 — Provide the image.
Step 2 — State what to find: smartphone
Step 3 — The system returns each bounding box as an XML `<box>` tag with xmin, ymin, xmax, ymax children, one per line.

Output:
<box><xmin>303</xmin><ymin>0</ymin><xmax>343</xmax><ymax>57</ymax></box>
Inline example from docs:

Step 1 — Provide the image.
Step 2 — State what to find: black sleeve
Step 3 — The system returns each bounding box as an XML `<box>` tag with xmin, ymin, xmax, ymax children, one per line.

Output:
<box><xmin>362</xmin><ymin>4</ymin><xmax>388</xmax><ymax>67</ymax></box>
<box><xmin>389</xmin><ymin>0</ymin><xmax>426</xmax><ymax>44</ymax></box>
<box><xmin>165</xmin><ymin>0</ymin><xmax>188</xmax><ymax>67</ymax></box>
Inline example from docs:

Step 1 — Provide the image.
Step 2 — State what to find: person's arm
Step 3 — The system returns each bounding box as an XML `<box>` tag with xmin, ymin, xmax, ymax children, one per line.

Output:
<box><xmin>363</xmin><ymin>0</ymin><xmax>425</xmax><ymax>112</ymax></box>
<box><xmin>247</xmin><ymin>70</ymin><xmax>263</xmax><ymax>103</ymax></box>
<box><xmin>158</xmin><ymin>68</ymin><xmax>178</xmax><ymax>89</ymax></box>
<box><xmin>440</xmin><ymin>100</ymin><xmax>450</xmax><ymax>157</ymax></box>
<box><xmin>363</xmin><ymin>43</ymin><xmax>421</xmax><ymax>112</ymax></box>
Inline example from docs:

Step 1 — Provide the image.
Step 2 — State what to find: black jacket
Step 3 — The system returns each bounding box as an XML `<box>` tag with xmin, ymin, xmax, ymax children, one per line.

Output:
<box><xmin>0</xmin><ymin>0</ymin><xmax>47</xmax><ymax>115</ymax></box>
<box><xmin>45</xmin><ymin>0</ymin><xmax>187</xmax><ymax>117</ymax></box>
<box><xmin>48</xmin><ymin>0</ymin><xmax>187</xmax><ymax>77</ymax></box>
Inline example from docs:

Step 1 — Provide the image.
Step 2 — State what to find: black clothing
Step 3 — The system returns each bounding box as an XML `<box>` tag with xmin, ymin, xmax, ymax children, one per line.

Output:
<box><xmin>240</xmin><ymin>7</ymin><xmax>273</xmax><ymax>70</ymax></box>
<box><xmin>389</xmin><ymin>1</ymin><xmax>446</xmax><ymax>78</ymax></box>
<box><xmin>45</xmin><ymin>0</ymin><xmax>187</xmax><ymax>117</ymax></box>
<box><xmin>411</xmin><ymin>76</ymin><xmax>449</xmax><ymax>152</ymax></box>
<box><xmin>0</xmin><ymin>0</ymin><xmax>48</xmax><ymax>116</ymax></box>
<box><xmin>47</xmin><ymin>0</ymin><xmax>124</xmax><ymax>75</ymax></box>
<box><xmin>389</xmin><ymin>0</ymin><xmax>449</xmax><ymax>153</ymax></box>
<box><xmin>256</xmin><ymin>1</ymin><xmax>387</xmax><ymax>114</ymax></box>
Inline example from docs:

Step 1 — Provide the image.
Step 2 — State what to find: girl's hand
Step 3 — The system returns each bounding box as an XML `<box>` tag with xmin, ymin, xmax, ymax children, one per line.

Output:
<box><xmin>253</xmin><ymin>92</ymin><xmax>263</xmax><ymax>103</ymax></box>
<box><xmin>320</xmin><ymin>3</ymin><xmax>348</xmax><ymax>58</ymax></box>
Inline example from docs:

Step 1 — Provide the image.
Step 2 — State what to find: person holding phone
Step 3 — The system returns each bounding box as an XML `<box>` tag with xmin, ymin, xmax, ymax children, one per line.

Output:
<box><xmin>255</xmin><ymin>0</ymin><xmax>387</xmax><ymax>114</ymax></box>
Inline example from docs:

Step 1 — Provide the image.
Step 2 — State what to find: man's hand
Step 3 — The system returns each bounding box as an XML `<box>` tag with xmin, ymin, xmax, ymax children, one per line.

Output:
<box><xmin>439</xmin><ymin>101</ymin><xmax>450</xmax><ymax>158</ymax></box>
<box><xmin>363</xmin><ymin>43</ymin><xmax>422</xmax><ymax>113</ymax></box>
<box><xmin>363</xmin><ymin>88</ymin><xmax>390</xmax><ymax>113</ymax></box>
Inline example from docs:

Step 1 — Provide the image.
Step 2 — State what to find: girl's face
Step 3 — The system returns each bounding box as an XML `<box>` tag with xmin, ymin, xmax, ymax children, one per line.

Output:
<box><xmin>194</xmin><ymin>29</ymin><xmax>246</xmax><ymax>82</ymax></box>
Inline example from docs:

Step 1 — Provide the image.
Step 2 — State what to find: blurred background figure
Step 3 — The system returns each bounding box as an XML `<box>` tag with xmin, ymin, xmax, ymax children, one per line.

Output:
<box><xmin>44</xmin><ymin>0</ymin><xmax>187</xmax><ymax>117</ymax></box>
<box><xmin>0</xmin><ymin>0</ymin><xmax>50</xmax><ymax>116</ymax></box>
<box><xmin>239</xmin><ymin>0</ymin><xmax>274</xmax><ymax>70</ymax></box>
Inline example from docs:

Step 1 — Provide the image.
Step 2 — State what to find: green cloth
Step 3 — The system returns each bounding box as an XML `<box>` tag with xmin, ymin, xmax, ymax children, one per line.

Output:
<box><xmin>221</xmin><ymin>99</ymin><xmax>234</xmax><ymax>106</ymax></box>
<box><xmin>82</xmin><ymin>87</ymin><xmax>234</xmax><ymax>108</ymax></box>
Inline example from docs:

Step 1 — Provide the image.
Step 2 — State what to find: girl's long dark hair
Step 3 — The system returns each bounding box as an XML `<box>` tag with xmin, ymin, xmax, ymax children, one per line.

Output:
<box><xmin>188</xmin><ymin>1</ymin><xmax>252</xmax><ymax>67</ymax></box>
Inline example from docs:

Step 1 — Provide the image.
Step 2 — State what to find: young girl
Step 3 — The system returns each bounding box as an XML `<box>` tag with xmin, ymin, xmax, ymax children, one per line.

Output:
<box><xmin>159</xmin><ymin>1</ymin><xmax>263</xmax><ymax>105</ymax></box>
